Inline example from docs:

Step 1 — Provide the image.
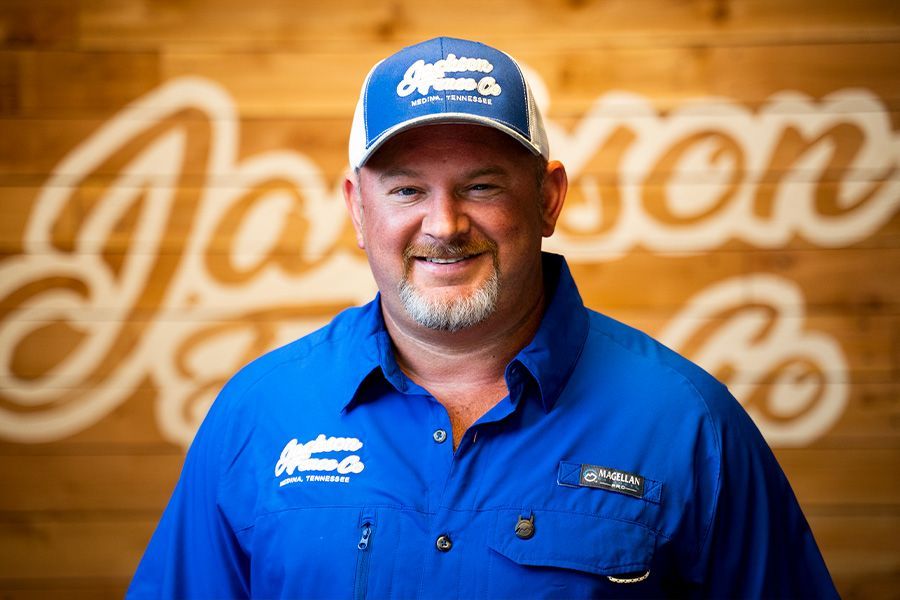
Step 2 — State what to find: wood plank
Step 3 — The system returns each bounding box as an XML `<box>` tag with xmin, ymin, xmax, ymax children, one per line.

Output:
<box><xmin>808</xmin><ymin>513</ymin><xmax>900</xmax><ymax>600</ymax></box>
<box><xmin>0</xmin><ymin>453</ymin><xmax>181</xmax><ymax>513</ymax></box>
<box><xmin>554</xmin><ymin>188</ymin><xmax>900</xmax><ymax>255</ymax></box>
<box><xmin>0</xmin><ymin>186</ymin><xmax>40</xmax><ymax>253</ymax></box>
<box><xmin>747</xmin><ymin>247</ymin><xmax>900</xmax><ymax>311</ymax></box>
<box><xmin>7</xmin><ymin>50</ymin><xmax>161</xmax><ymax>118</ymax></box>
<box><xmin>8</xmin><ymin>44</ymin><xmax>894</xmax><ymax>119</ymax></box>
<box><xmin>0</xmin><ymin>117</ymin><xmax>351</xmax><ymax>182</ymax></box>
<box><xmin>0</xmin><ymin>183</ymin><xmax>359</xmax><ymax>257</ymax></box>
<box><xmin>160</xmin><ymin>43</ymin><xmax>900</xmax><ymax>119</ymax></box>
<box><xmin>817</xmin><ymin>382</ymin><xmax>899</xmax><ymax>446</ymax></box>
<box><xmin>0</xmin><ymin>118</ymin><xmax>114</xmax><ymax>179</ymax></box>
<box><xmin>775</xmin><ymin>448</ymin><xmax>900</xmax><ymax>506</ymax></box>
<box><xmin>0</xmin><ymin>580</ymin><xmax>129</xmax><ymax>600</ymax></box>
<box><xmin>0</xmin><ymin>313</ymin><xmax>340</xmax><ymax>391</ymax></box>
<box><xmin>0</xmin><ymin>386</ymin><xmax>180</xmax><ymax>451</ymax></box>
<box><xmin>0</xmin><ymin>516</ymin><xmax>154</xmax><ymax>579</ymax></box>
<box><xmin>0</xmin><ymin>1</ymin><xmax>78</xmax><ymax>49</ymax></box>
<box><xmin>569</xmin><ymin>247</ymin><xmax>900</xmax><ymax>311</ymax></box>
<box><xmin>525</xmin><ymin>43</ymin><xmax>900</xmax><ymax>116</ymax></box>
<box><xmin>4</xmin><ymin>107</ymin><xmax>897</xmax><ymax>181</ymax></box>
<box><xmin>0</xmin><ymin>116</ymin><xmax>226</xmax><ymax>186</ymax></box>
<box><xmin>73</xmin><ymin>0</ymin><xmax>900</xmax><ymax>50</ymax></box>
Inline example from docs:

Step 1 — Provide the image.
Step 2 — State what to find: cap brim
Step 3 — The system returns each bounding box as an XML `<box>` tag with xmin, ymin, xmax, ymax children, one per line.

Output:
<box><xmin>355</xmin><ymin>113</ymin><xmax>546</xmax><ymax>169</ymax></box>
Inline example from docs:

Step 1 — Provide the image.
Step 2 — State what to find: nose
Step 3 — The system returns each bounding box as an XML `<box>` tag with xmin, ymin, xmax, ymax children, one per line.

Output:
<box><xmin>421</xmin><ymin>191</ymin><xmax>470</xmax><ymax>241</ymax></box>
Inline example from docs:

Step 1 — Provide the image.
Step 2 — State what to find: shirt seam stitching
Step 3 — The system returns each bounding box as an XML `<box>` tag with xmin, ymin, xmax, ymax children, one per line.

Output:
<box><xmin>438</xmin><ymin>504</ymin><xmax>672</xmax><ymax>542</ymax></box>
<box><xmin>236</xmin><ymin>503</ymin><xmax>435</xmax><ymax>533</ymax></box>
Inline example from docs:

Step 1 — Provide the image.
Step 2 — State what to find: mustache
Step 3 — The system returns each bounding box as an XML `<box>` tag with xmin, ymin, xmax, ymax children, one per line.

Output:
<box><xmin>403</xmin><ymin>239</ymin><xmax>499</xmax><ymax>263</ymax></box>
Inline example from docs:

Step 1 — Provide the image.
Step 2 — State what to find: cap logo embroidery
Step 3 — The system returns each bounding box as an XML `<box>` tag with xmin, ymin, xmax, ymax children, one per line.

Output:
<box><xmin>397</xmin><ymin>54</ymin><xmax>502</xmax><ymax>99</ymax></box>
<box><xmin>274</xmin><ymin>434</ymin><xmax>365</xmax><ymax>487</ymax></box>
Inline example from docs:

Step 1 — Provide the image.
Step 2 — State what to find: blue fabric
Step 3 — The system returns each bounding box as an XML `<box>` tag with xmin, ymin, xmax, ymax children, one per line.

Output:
<box><xmin>128</xmin><ymin>253</ymin><xmax>838</xmax><ymax>599</ymax></box>
<box><xmin>363</xmin><ymin>37</ymin><xmax>531</xmax><ymax>149</ymax></box>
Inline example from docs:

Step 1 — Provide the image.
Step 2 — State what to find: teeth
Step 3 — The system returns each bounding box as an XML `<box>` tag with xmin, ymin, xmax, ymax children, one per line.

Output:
<box><xmin>425</xmin><ymin>257</ymin><xmax>465</xmax><ymax>264</ymax></box>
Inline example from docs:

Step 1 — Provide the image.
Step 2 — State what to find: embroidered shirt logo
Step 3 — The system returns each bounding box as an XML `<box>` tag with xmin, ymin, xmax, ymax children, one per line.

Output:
<box><xmin>396</xmin><ymin>53</ymin><xmax>502</xmax><ymax>100</ymax></box>
<box><xmin>579</xmin><ymin>464</ymin><xmax>645</xmax><ymax>498</ymax></box>
<box><xmin>275</xmin><ymin>434</ymin><xmax>365</xmax><ymax>487</ymax></box>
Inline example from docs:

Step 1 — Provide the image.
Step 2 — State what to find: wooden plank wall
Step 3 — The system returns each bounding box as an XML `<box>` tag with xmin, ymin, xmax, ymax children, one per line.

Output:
<box><xmin>1</xmin><ymin>0</ymin><xmax>898</xmax><ymax>596</ymax></box>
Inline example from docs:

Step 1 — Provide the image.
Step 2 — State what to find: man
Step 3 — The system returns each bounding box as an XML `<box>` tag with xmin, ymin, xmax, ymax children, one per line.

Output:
<box><xmin>129</xmin><ymin>37</ymin><xmax>838</xmax><ymax>598</ymax></box>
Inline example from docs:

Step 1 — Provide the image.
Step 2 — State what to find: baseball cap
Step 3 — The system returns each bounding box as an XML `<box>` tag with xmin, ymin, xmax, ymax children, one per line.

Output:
<box><xmin>349</xmin><ymin>37</ymin><xmax>549</xmax><ymax>169</ymax></box>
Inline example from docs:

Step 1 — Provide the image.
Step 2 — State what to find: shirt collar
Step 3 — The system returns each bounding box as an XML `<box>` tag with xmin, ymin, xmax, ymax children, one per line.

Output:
<box><xmin>331</xmin><ymin>298</ymin><xmax>389</xmax><ymax>413</ymax></box>
<box><xmin>336</xmin><ymin>294</ymin><xmax>409</xmax><ymax>414</ymax></box>
<box><xmin>512</xmin><ymin>252</ymin><xmax>590</xmax><ymax>413</ymax></box>
<box><xmin>339</xmin><ymin>252</ymin><xmax>590</xmax><ymax>414</ymax></box>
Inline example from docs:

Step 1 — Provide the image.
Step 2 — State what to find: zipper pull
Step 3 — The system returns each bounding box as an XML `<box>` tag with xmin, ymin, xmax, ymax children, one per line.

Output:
<box><xmin>358</xmin><ymin>523</ymin><xmax>372</xmax><ymax>550</ymax></box>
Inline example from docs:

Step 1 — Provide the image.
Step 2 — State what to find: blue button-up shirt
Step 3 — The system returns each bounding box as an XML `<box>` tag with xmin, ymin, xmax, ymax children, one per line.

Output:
<box><xmin>128</xmin><ymin>253</ymin><xmax>837</xmax><ymax>598</ymax></box>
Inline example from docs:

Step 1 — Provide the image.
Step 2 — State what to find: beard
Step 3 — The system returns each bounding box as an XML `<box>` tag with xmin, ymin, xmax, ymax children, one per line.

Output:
<box><xmin>398</xmin><ymin>239</ymin><xmax>500</xmax><ymax>332</ymax></box>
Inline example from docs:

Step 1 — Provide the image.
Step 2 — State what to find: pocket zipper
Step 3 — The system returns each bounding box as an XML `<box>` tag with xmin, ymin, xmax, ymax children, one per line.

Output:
<box><xmin>354</xmin><ymin>520</ymin><xmax>374</xmax><ymax>600</ymax></box>
<box><xmin>358</xmin><ymin>522</ymin><xmax>372</xmax><ymax>550</ymax></box>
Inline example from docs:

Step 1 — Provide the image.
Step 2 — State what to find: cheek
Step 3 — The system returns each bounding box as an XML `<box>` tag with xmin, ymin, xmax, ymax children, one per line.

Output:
<box><xmin>484</xmin><ymin>207</ymin><xmax>543</xmax><ymax>248</ymax></box>
<box><xmin>361</xmin><ymin>209</ymin><xmax>417</xmax><ymax>264</ymax></box>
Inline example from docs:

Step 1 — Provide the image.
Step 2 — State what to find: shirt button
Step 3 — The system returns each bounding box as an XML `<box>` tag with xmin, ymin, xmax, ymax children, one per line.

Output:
<box><xmin>432</xmin><ymin>429</ymin><xmax>448</xmax><ymax>443</ymax></box>
<box><xmin>435</xmin><ymin>534</ymin><xmax>453</xmax><ymax>552</ymax></box>
<box><xmin>515</xmin><ymin>515</ymin><xmax>535</xmax><ymax>540</ymax></box>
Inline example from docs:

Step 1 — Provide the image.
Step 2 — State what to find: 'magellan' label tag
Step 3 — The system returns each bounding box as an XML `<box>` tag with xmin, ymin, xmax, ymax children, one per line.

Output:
<box><xmin>579</xmin><ymin>464</ymin><xmax>645</xmax><ymax>498</ymax></box>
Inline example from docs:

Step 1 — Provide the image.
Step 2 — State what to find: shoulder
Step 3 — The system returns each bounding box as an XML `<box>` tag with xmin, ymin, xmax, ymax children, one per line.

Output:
<box><xmin>577</xmin><ymin>308</ymin><xmax>776</xmax><ymax>495</ymax></box>
<box><xmin>576</xmin><ymin>309</ymin><xmax>787</xmax><ymax>565</ymax></box>
<box><xmin>223</xmin><ymin>302</ymin><xmax>376</xmax><ymax>399</ymax></box>
<box><xmin>582</xmin><ymin>309</ymin><xmax>741</xmax><ymax>425</ymax></box>
<box><xmin>194</xmin><ymin>301</ymin><xmax>379</xmax><ymax>443</ymax></box>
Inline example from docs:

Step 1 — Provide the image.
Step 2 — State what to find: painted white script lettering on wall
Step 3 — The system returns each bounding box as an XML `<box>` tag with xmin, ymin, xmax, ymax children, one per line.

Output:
<box><xmin>0</xmin><ymin>75</ymin><xmax>895</xmax><ymax>447</ymax></box>
<box><xmin>542</xmin><ymin>89</ymin><xmax>899</xmax><ymax>255</ymax></box>
<box><xmin>659</xmin><ymin>274</ymin><xmax>848</xmax><ymax>447</ymax></box>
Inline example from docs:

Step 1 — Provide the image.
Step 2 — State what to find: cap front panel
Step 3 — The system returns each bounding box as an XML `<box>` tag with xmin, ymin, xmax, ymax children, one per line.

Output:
<box><xmin>364</xmin><ymin>37</ymin><xmax>530</xmax><ymax>149</ymax></box>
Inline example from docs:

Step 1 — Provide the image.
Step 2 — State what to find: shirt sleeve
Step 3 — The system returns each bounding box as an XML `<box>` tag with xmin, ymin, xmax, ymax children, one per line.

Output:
<box><xmin>688</xmin><ymin>390</ymin><xmax>839</xmax><ymax>598</ymax></box>
<box><xmin>126</xmin><ymin>382</ymin><xmax>253</xmax><ymax>599</ymax></box>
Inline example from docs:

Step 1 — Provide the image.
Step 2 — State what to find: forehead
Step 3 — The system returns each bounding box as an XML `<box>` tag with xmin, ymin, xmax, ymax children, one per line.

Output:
<box><xmin>362</xmin><ymin>123</ymin><xmax>535</xmax><ymax>174</ymax></box>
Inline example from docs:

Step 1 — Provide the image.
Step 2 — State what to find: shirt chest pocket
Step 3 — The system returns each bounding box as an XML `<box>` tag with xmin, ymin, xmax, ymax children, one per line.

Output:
<box><xmin>487</xmin><ymin>509</ymin><xmax>662</xmax><ymax>598</ymax></box>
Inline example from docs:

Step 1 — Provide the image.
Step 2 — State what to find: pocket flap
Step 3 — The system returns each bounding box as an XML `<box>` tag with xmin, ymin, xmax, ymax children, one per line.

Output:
<box><xmin>488</xmin><ymin>509</ymin><xmax>655</xmax><ymax>577</ymax></box>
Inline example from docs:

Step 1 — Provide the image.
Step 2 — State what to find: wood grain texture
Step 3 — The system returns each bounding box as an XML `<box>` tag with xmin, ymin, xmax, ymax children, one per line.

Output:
<box><xmin>0</xmin><ymin>0</ymin><xmax>898</xmax><ymax>596</ymax></box>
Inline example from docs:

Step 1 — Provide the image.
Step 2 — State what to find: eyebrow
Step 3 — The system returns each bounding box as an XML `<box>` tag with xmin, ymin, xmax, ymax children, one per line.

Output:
<box><xmin>377</xmin><ymin>165</ymin><xmax>509</xmax><ymax>183</ymax></box>
<box><xmin>464</xmin><ymin>166</ymin><xmax>509</xmax><ymax>179</ymax></box>
<box><xmin>378</xmin><ymin>168</ymin><xmax>420</xmax><ymax>183</ymax></box>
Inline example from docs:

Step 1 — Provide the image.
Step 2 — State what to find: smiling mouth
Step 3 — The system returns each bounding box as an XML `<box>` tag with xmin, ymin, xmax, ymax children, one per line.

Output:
<box><xmin>420</xmin><ymin>254</ymin><xmax>479</xmax><ymax>265</ymax></box>
<box><xmin>404</xmin><ymin>240</ymin><xmax>499</xmax><ymax>273</ymax></box>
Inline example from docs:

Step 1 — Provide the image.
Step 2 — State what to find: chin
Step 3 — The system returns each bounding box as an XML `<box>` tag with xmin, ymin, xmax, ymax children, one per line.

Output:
<box><xmin>398</xmin><ymin>274</ymin><xmax>500</xmax><ymax>332</ymax></box>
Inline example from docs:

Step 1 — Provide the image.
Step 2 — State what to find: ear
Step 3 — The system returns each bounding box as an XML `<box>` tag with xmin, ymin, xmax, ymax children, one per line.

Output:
<box><xmin>540</xmin><ymin>161</ymin><xmax>568</xmax><ymax>237</ymax></box>
<box><xmin>342</xmin><ymin>171</ymin><xmax>366</xmax><ymax>249</ymax></box>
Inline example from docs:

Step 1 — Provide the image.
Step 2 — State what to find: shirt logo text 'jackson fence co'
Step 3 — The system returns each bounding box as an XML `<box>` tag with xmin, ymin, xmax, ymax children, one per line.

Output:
<box><xmin>396</xmin><ymin>53</ymin><xmax>502</xmax><ymax>102</ymax></box>
<box><xmin>579</xmin><ymin>464</ymin><xmax>645</xmax><ymax>498</ymax></box>
<box><xmin>275</xmin><ymin>434</ymin><xmax>365</xmax><ymax>487</ymax></box>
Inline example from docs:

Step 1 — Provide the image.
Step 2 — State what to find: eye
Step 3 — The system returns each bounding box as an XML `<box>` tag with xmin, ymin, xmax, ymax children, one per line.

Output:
<box><xmin>468</xmin><ymin>182</ymin><xmax>500</xmax><ymax>194</ymax></box>
<box><xmin>391</xmin><ymin>187</ymin><xmax>421</xmax><ymax>198</ymax></box>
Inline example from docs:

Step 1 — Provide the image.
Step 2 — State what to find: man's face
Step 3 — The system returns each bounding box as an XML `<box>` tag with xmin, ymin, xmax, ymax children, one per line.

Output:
<box><xmin>344</xmin><ymin>123</ymin><xmax>565</xmax><ymax>334</ymax></box>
